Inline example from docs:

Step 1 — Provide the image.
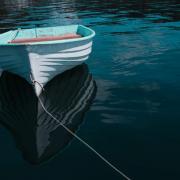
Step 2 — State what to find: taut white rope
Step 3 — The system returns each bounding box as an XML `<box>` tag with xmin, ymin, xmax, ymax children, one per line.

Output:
<box><xmin>32</xmin><ymin>79</ymin><xmax>132</xmax><ymax>180</ymax></box>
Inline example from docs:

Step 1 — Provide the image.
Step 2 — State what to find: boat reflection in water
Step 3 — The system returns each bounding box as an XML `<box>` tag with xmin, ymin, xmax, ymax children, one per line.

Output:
<box><xmin>0</xmin><ymin>63</ymin><xmax>97</xmax><ymax>164</ymax></box>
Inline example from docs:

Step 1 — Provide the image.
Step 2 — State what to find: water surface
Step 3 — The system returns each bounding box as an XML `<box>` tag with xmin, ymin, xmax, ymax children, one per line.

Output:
<box><xmin>0</xmin><ymin>0</ymin><xmax>180</xmax><ymax>179</ymax></box>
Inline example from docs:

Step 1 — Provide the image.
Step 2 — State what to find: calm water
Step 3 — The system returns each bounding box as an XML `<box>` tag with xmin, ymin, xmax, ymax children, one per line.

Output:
<box><xmin>0</xmin><ymin>0</ymin><xmax>180</xmax><ymax>179</ymax></box>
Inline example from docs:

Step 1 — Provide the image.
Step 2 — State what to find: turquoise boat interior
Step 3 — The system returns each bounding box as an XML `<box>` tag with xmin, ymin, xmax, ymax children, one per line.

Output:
<box><xmin>0</xmin><ymin>25</ymin><xmax>95</xmax><ymax>45</ymax></box>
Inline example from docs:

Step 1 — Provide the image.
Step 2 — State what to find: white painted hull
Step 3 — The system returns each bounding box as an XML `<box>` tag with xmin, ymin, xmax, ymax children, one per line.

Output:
<box><xmin>0</xmin><ymin>39</ymin><xmax>93</xmax><ymax>95</ymax></box>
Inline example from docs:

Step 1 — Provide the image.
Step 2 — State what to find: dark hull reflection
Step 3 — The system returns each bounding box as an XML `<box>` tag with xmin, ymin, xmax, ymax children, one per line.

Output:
<box><xmin>0</xmin><ymin>64</ymin><xmax>97</xmax><ymax>164</ymax></box>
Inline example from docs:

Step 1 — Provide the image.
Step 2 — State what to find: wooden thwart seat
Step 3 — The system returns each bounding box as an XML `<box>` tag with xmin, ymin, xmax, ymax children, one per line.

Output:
<box><xmin>9</xmin><ymin>33</ymin><xmax>82</xmax><ymax>44</ymax></box>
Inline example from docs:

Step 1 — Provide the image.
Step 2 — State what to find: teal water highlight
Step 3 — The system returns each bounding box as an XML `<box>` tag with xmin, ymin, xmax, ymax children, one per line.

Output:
<box><xmin>0</xmin><ymin>0</ymin><xmax>180</xmax><ymax>179</ymax></box>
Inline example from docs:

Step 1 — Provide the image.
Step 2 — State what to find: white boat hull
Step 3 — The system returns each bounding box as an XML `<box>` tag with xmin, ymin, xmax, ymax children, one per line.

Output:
<box><xmin>0</xmin><ymin>25</ymin><xmax>95</xmax><ymax>96</ymax></box>
<box><xmin>0</xmin><ymin>39</ymin><xmax>93</xmax><ymax>95</ymax></box>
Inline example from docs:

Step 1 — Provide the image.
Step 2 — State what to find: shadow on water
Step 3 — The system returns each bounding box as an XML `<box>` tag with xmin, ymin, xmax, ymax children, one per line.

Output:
<box><xmin>0</xmin><ymin>64</ymin><xmax>97</xmax><ymax>164</ymax></box>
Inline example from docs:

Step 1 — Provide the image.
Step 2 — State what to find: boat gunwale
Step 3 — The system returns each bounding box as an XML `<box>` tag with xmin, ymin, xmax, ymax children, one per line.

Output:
<box><xmin>0</xmin><ymin>25</ymin><xmax>95</xmax><ymax>46</ymax></box>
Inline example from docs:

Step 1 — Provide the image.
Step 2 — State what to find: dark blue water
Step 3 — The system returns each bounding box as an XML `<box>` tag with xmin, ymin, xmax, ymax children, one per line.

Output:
<box><xmin>0</xmin><ymin>0</ymin><xmax>180</xmax><ymax>179</ymax></box>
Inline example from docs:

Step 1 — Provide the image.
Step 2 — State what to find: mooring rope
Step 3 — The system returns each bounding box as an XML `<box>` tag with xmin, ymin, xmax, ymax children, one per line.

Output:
<box><xmin>31</xmin><ymin>79</ymin><xmax>132</xmax><ymax>180</ymax></box>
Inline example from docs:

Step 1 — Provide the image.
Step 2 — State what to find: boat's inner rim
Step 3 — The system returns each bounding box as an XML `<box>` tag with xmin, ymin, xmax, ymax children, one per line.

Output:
<box><xmin>0</xmin><ymin>25</ymin><xmax>95</xmax><ymax>46</ymax></box>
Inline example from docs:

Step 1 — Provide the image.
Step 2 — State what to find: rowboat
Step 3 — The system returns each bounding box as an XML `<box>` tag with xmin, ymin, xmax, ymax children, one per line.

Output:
<box><xmin>0</xmin><ymin>25</ymin><xmax>95</xmax><ymax>95</ymax></box>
